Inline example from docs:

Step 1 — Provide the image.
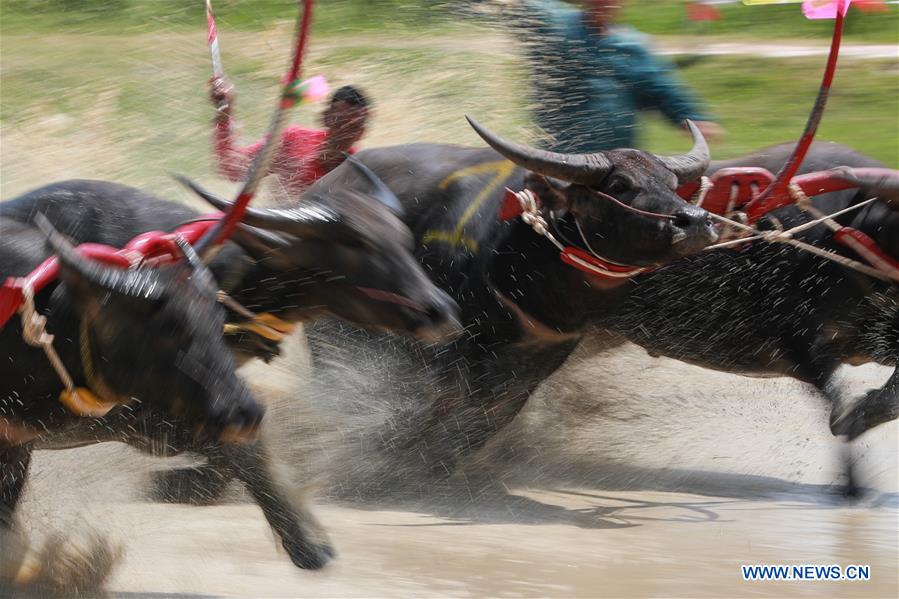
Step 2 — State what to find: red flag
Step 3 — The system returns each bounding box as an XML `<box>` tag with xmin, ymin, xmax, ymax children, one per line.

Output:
<box><xmin>687</xmin><ymin>1</ymin><xmax>723</xmax><ymax>21</ymax></box>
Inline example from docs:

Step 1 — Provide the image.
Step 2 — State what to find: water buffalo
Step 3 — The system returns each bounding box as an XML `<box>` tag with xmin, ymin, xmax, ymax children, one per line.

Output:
<box><xmin>109</xmin><ymin>123</ymin><xmax>895</xmax><ymax>502</ymax></box>
<box><xmin>149</xmin><ymin>120</ymin><xmax>720</xmax><ymax>489</ymax></box>
<box><xmin>1</xmin><ymin>216</ymin><xmax>265</xmax><ymax>587</ymax></box>
<box><xmin>0</xmin><ymin>164</ymin><xmax>461</xmax><ymax>572</ymax></box>
<box><xmin>295</xmin><ymin>126</ymin><xmax>896</xmax><ymax>485</ymax></box>
<box><xmin>600</xmin><ymin>143</ymin><xmax>898</xmax><ymax>442</ymax></box>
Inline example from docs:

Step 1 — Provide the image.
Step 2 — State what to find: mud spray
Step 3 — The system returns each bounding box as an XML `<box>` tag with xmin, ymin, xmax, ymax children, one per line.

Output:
<box><xmin>2</xmin><ymin>6</ymin><xmax>897</xmax><ymax>596</ymax></box>
<box><xmin>9</xmin><ymin>325</ymin><xmax>895</xmax><ymax>596</ymax></box>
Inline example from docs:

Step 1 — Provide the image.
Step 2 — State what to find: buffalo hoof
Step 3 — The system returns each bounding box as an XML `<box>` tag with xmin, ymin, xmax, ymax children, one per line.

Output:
<box><xmin>273</xmin><ymin>498</ymin><xmax>337</xmax><ymax>570</ymax></box>
<box><xmin>830</xmin><ymin>389</ymin><xmax>898</xmax><ymax>440</ymax></box>
<box><xmin>149</xmin><ymin>465</ymin><xmax>231</xmax><ymax>505</ymax></box>
<box><xmin>0</xmin><ymin>526</ymin><xmax>29</xmax><ymax>588</ymax></box>
<box><xmin>2</xmin><ymin>531</ymin><xmax>122</xmax><ymax>596</ymax></box>
<box><xmin>281</xmin><ymin>535</ymin><xmax>336</xmax><ymax>570</ymax></box>
<box><xmin>840</xmin><ymin>445</ymin><xmax>862</xmax><ymax>501</ymax></box>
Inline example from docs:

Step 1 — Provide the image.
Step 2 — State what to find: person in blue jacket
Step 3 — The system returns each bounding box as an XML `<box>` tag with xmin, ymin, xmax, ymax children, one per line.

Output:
<box><xmin>509</xmin><ymin>0</ymin><xmax>724</xmax><ymax>153</ymax></box>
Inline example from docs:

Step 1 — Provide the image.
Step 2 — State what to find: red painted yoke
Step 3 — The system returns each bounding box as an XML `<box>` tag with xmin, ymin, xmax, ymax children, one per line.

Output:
<box><xmin>0</xmin><ymin>213</ymin><xmax>225</xmax><ymax>328</ymax></box>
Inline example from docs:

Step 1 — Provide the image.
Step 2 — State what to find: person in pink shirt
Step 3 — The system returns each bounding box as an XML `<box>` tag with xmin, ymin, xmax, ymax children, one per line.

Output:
<box><xmin>210</xmin><ymin>77</ymin><xmax>371</xmax><ymax>195</ymax></box>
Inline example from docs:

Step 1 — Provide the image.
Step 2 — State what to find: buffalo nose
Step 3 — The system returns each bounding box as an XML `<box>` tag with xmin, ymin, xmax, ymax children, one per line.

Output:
<box><xmin>670</xmin><ymin>205</ymin><xmax>718</xmax><ymax>249</ymax></box>
<box><xmin>672</xmin><ymin>205</ymin><xmax>710</xmax><ymax>231</ymax></box>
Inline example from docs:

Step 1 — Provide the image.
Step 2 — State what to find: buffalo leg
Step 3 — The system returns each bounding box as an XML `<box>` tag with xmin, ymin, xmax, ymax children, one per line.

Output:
<box><xmin>150</xmin><ymin>463</ymin><xmax>232</xmax><ymax>505</ymax></box>
<box><xmin>415</xmin><ymin>384</ymin><xmax>535</xmax><ymax>478</ymax></box>
<box><xmin>196</xmin><ymin>440</ymin><xmax>334</xmax><ymax>570</ymax></box>
<box><xmin>417</xmin><ymin>344</ymin><xmax>574</xmax><ymax>478</ymax></box>
<box><xmin>0</xmin><ymin>444</ymin><xmax>33</xmax><ymax>587</ymax></box>
<box><xmin>831</xmin><ymin>366</ymin><xmax>898</xmax><ymax>440</ymax></box>
<box><xmin>800</xmin><ymin>357</ymin><xmax>862</xmax><ymax>496</ymax></box>
<box><xmin>44</xmin><ymin>411</ymin><xmax>334</xmax><ymax>570</ymax></box>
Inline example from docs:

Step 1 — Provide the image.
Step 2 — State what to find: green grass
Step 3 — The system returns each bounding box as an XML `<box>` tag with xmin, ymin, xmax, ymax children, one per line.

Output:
<box><xmin>622</xmin><ymin>0</ymin><xmax>899</xmax><ymax>43</ymax></box>
<box><xmin>2</xmin><ymin>0</ymin><xmax>897</xmax><ymax>41</ymax></box>
<box><xmin>1</xmin><ymin>18</ymin><xmax>896</xmax><ymax>202</ymax></box>
<box><xmin>0</xmin><ymin>0</ymin><xmax>466</xmax><ymax>35</ymax></box>
<box><xmin>641</xmin><ymin>56</ymin><xmax>899</xmax><ymax>162</ymax></box>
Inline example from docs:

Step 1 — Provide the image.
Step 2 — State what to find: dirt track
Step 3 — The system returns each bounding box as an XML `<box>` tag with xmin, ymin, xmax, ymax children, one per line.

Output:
<box><xmin>3</xmin><ymin>21</ymin><xmax>897</xmax><ymax>597</ymax></box>
<box><xmin>16</xmin><ymin>334</ymin><xmax>898</xmax><ymax>597</ymax></box>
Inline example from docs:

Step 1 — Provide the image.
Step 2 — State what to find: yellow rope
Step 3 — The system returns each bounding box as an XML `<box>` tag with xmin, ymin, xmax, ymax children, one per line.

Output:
<box><xmin>18</xmin><ymin>282</ymin><xmax>120</xmax><ymax>418</ymax></box>
<box><xmin>223</xmin><ymin>312</ymin><xmax>296</xmax><ymax>342</ymax></box>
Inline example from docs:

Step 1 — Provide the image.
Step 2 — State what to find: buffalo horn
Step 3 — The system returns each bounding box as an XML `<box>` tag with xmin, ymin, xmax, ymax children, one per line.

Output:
<box><xmin>174</xmin><ymin>175</ymin><xmax>354</xmax><ymax>243</ymax></box>
<box><xmin>465</xmin><ymin>115</ymin><xmax>613</xmax><ymax>185</ymax></box>
<box><xmin>652</xmin><ymin>120</ymin><xmax>711</xmax><ymax>185</ymax></box>
<box><xmin>35</xmin><ymin>213</ymin><xmax>165</xmax><ymax>302</ymax></box>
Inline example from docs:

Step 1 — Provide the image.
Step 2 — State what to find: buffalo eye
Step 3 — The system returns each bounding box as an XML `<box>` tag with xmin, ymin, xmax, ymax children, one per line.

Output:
<box><xmin>606</xmin><ymin>177</ymin><xmax>629</xmax><ymax>196</ymax></box>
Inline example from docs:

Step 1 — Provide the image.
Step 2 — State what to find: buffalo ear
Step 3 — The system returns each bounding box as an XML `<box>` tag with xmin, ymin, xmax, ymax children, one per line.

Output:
<box><xmin>343</xmin><ymin>154</ymin><xmax>405</xmax><ymax>216</ymax></box>
<box><xmin>523</xmin><ymin>173</ymin><xmax>569</xmax><ymax>212</ymax></box>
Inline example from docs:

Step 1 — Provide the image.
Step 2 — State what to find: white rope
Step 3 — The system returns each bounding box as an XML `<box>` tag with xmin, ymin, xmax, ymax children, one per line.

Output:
<box><xmin>705</xmin><ymin>197</ymin><xmax>879</xmax><ymax>250</ymax></box>
<box><xmin>513</xmin><ymin>189</ymin><xmax>564</xmax><ymax>252</ymax></box>
<box><xmin>511</xmin><ymin>189</ymin><xmax>647</xmax><ymax>278</ymax></box>
<box><xmin>18</xmin><ymin>282</ymin><xmax>76</xmax><ymax>393</ymax></box>
<box><xmin>790</xmin><ymin>183</ymin><xmax>844</xmax><ymax>233</ymax></box>
<box><xmin>705</xmin><ymin>211</ymin><xmax>897</xmax><ymax>283</ymax></box>
<box><xmin>692</xmin><ymin>176</ymin><xmax>712</xmax><ymax>209</ymax></box>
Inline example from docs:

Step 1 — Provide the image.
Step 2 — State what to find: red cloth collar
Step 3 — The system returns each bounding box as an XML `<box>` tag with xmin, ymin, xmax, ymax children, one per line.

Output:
<box><xmin>500</xmin><ymin>188</ymin><xmax>648</xmax><ymax>280</ymax></box>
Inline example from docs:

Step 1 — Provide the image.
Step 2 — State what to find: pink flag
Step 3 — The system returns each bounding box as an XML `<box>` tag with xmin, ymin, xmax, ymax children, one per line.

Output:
<box><xmin>279</xmin><ymin>74</ymin><xmax>331</xmax><ymax>104</ymax></box>
<box><xmin>802</xmin><ymin>0</ymin><xmax>851</xmax><ymax>19</ymax></box>
<box><xmin>301</xmin><ymin>75</ymin><xmax>331</xmax><ymax>103</ymax></box>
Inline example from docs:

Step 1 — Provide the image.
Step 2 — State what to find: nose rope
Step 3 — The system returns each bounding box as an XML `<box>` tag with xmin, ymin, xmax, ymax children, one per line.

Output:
<box><xmin>355</xmin><ymin>286</ymin><xmax>427</xmax><ymax>312</ymax></box>
<box><xmin>704</xmin><ymin>204</ymin><xmax>899</xmax><ymax>284</ymax></box>
<box><xmin>588</xmin><ymin>188</ymin><xmax>678</xmax><ymax>221</ymax></box>
<box><xmin>510</xmin><ymin>189</ymin><xmax>648</xmax><ymax>279</ymax></box>
<box><xmin>572</xmin><ymin>217</ymin><xmax>634</xmax><ymax>268</ymax></box>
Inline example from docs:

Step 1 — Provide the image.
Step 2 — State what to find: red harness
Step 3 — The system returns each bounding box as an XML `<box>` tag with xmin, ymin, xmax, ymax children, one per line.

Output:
<box><xmin>499</xmin><ymin>188</ymin><xmax>650</xmax><ymax>280</ymax></box>
<box><xmin>501</xmin><ymin>165</ymin><xmax>899</xmax><ymax>282</ymax></box>
<box><xmin>0</xmin><ymin>213</ymin><xmax>226</xmax><ymax>329</ymax></box>
<box><xmin>677</xmin><ymin>166</ymin><xmax>898</xmax><ymax>223</ymax></box>
<box><xmin>676</xmin><ymin>166</ymin><xmax>899</xmax><ymax>276</ymax></box>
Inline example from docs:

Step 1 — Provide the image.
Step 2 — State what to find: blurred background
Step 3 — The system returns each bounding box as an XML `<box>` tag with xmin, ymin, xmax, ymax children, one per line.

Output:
<box><xmin>2</xmin><ymin>0</ymin><xmax>897</xmax><ymax>202</ymax></box>
<box><xmin>2</xmin><ymin>2</ymin><xmax>897</xmax><ymax>596</ymax></box>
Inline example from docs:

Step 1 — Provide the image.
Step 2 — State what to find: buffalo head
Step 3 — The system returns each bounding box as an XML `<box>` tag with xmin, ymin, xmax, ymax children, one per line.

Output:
<box><xmin>179</xmin><ymin>160</ymin><xmax>460</xmax><ymax>342</ymax></box>
<box><xmin>467</xmin><ymin>117</ymin><xmax>719</xmax><ymax>267</ymax></box>
<box><xmin>38</xmin><ymin>216</ymin><xmax>264</xmax><ymax>441</ymax></box>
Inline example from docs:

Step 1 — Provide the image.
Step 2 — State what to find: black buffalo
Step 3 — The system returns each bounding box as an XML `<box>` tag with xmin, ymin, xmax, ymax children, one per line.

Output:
<box><xmin>0</xmin><ymin>165</ymin><xmax>460</xmax><ymax>572</ymax></box>
<box><xmin>148</xmin><ymin>121</ymin><xmax>723</xmax><ymax>491</ymax></box>
<box><xmin>1</xmin><ymin>216</ymin><xmax>265</xmax><ymax>586</ymax></box>
<box><xmin>602</xmin><ymin>143</ymin><xmax>898</xmax><ymax>442</ymax></box>
<box><xmin>296</xmin><ymin>126</ymin><xmax>897</xmax><ymax>484</ymax></box>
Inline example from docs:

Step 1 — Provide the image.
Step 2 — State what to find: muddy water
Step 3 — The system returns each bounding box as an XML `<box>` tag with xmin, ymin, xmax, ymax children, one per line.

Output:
<box><xmin>17</xmin><ymin>334</ymin><xmax>898</xmax><ymax>597</ymax></box>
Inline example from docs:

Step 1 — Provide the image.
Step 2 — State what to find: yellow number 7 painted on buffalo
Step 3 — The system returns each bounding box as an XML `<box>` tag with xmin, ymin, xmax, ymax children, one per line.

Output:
<box><xmin>422</xmin><ymin>160</ymin><xmax>516</xmax><ymax>253</ymax></box>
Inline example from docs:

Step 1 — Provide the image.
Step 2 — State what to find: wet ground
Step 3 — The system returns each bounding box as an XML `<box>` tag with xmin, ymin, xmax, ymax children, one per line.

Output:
<box><xmin>15</xmin><ymin>336</ymin><xmax>898</xmax><ymax>598</ymax></box>
<box><xmin>100</xmin><ymin>492</ymin><xmax>896</xmax><ymax>598</ymax></box>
